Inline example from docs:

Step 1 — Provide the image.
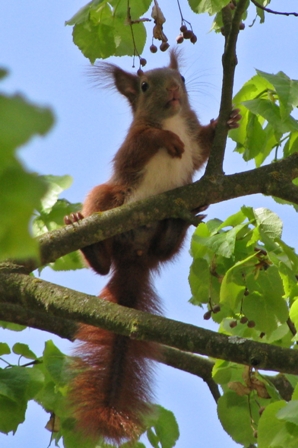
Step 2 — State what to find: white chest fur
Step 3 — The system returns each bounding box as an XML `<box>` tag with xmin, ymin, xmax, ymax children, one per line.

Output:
<box><xmin>126</xmin><ymin>114</ymin><xmax>198</xmax><ymax>204</ymax></box>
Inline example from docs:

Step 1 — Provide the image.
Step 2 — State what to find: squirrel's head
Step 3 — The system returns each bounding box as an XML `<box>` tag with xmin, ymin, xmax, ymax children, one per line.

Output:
<box><xmin>92</xmin><ymin>49</ymin><xmax>191</xmax><ymax>122</ymax></box>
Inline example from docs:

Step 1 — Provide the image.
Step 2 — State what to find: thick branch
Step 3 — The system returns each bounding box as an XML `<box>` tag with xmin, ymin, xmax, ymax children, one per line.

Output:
<box><xmin>0</xmin><ymin>302</ymin><xmax>77</xmax><ymax>340</ymax></box>
<box><xmin>1</xmin><ymin>267</ymin><xmax>298</xmax><ymax>375</ymax></box>
<box><xmin>19</xmin><ymin>152</ymin><xmax>298</xmax><ymax>272</ymax></box>
<box><xmin>1</xmin><ymin>297</ymin><xmax>293</xmax><ymax>401</ymax></box>
<box><xmin>0</xmin><ymin>298</ymin><xmax>220</xmax><ymax>399</ymax></box>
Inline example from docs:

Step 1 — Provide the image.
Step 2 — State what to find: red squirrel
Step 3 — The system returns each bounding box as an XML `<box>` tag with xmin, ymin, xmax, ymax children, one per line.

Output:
<box><xmin>64</xmin><ymin>49</ymin><xmax>240</xmax><ymax>444</ymax></box>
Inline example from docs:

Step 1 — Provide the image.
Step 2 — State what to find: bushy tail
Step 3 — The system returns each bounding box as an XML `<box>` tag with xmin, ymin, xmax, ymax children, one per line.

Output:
<box><xmin>70</xmin><ymin>261</ymin><xmax>160</xmax><ymax>444</ymax></box>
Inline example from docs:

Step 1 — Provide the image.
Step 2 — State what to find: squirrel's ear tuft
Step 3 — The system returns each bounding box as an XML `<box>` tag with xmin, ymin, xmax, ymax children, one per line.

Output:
<box><xmin>168</xmin><ymin>48</ymin><xmax>182</xmax><ymax>70</ymax></box>
<box><xmin>89</xmin><ymin>62</ymin><xmax>139</xmax><ymax>111</ymax></box>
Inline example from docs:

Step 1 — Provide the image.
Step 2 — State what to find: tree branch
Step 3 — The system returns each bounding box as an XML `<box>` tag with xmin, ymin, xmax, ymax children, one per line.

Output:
<box><xmin>1</xmin><ymin>267</ymin><xmax>298</xmax><ymax>376</ymax></box>
<box><xmin>158</xmin><ymin>346</ymin><xmax>221</xmax><ymax>402</ymax></box>
<box><xmin>205</xmin><ymin>0</ymin><xmax>248</xmax><ymax>175</ymax></box>
<box><xmin>0</xmin><ymin>302</ymin><xmax>77</xmax><ymax>340</ymax></box>
<box><xmin>0</xmin><ymin>298</ymin><xmax>220</xmax><ymax>400</ymax></box>
<box><xmin>1</xmin><ymin>296</ymin><xmax>293</xmax><ymax>402</ymax></box>
<box><xmin>251</xmin><ymin>0</ymin><xmax>298</xmax><ymax>18</ymax></box>
<box><xmin>15</xmin><ymin>152</ymin><xmax>298</xmax><ymax>274</ymax></box>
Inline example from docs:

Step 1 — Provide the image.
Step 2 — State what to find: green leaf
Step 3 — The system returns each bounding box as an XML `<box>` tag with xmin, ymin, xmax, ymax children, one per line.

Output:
<box><xmin>32</xmin><ymin>196</ymin><xmax>84</xmax><ymax>271</ymax></box>
<box><xmin>189</xmin><ymin>258</ymin><xmax>211</xmax><ymax>304</ymax></box>
<box><xmin>256</xmin><ymin>70</ymin><xmax>298</xmax><ymax>119</ymax></box>
<box><xmin>71</xmin><ymin>0</ymin><xmax>147</xmax><ymax>62</ymax></box>
<box><xmin>73</xmin><ymin>21</ymin><xmax>116</xmax><ymax>62</ymax></box>
<box><xmin>66</xmin><ymin>0</ymin><xmax>105</xmax><ymax>26</ymax></box>
<box><xmin>220</xmin><ymin>253</ymin><xmax>257</xmax><ymax>309</ymax></box>
<box><xmin>147</xmin><ymin>427</ymin><xmax>159</xmax><ymax>448</ymax></box>
<box><xmin>38</xmin><ymin>175</ymin><xmax>73</xmax><ymax>212</ymax></box>
<box><xmin>243</xmin><ymin>97</ymin><xmax>298</xmax><ymax>135</ymax></box>
<box><xmin>0</xmin><ymin>93</ymin><xmax>54</xmax><ymax>155</ymax></box>
<box><xmin>0</xmin><ymin>160</ymin><xmax>48</xmax><ymax>261</ymax></box>
<box><xmin>230</xmin><ymin>70</ymin><xmax>298</xmax><ymax>165</ymax></box>
<box><xmin>244</xmin><ymin>267</ymin><xmax>288</xmax><ymax>334</ymax></box>
<box><xmin>146</xmin><ymin>405</ymin><xmax>179</xmax><ymax>448</ymax></box>
<box><xmin>212</xmin><ymin>360</ymin><xmax>244</xmax><ymax>385</ymax></box>
<box><xmin>12</xmin><ymin>343</ymin><xmax>37</xmax><ymax>360</ymax></box>
<box><xmin>43</xmin><ymin>340</ymin><xmax>69</xmax><ymax>387</ymax></box>
<box><xmin>253</xmin><ymin>207</ymin><xmax>283</xmax><ymax>240</ymax></box>
<box><xmin>0</xmin><ymin>79</ymin><xmax>54</xmax><ymax>261</ymax></box>
<box><xmin>258</xmin><ymin>401</ymin><xmax>298</xmax><ymax>448</ymax></box>
<box><xmin>284</xmin><ymin>132</ymin><xmax>298</xmax><ymax>157</ymax></box>
<box><xmin>289</xmin><ymin>299</ymin><xmax>298</xmax><ymax>330</ymax></box>
<box><xmin>0</xmin><ymin>395</ymin><xmax>27</xmax><ymax>434</ymax></box>
<box><xmin>218</xmin><ymin>209</ymin><xmax>246</xmax><ymax>228</ymax></box>
<box><xmin>50</xmin><ymin>250</ymin><xmax>85</xmax><ymax>271</ymax></box>
<box><xmin>192</xmin><ymin>224</ymin><xmax>245</xmax><ymax>258</ymax></box>
<box><xmin>0</xmin><ymin>366</ymin><xmax>43</xmax><ymax>402</ymax></box>
<box><xmin>217</xmin><ymin>391</ymin><xmax>256</xmax><ymax>445</ymax></box>
<box><xmin>114</xmin><ymin>18</ymin><xmax>146</xmax><ymax>57</ymax></box>
<box><xmin>33</xmin><ymin>198</ymin><xmax>81</xmax><ymax>235</ymax></box>
<box><xmin>0</xmin><ymin>366</ymin><xmax>44</xmax><ymax>433</ymax></box>
<box><xmin>0</xmin><ymin>68</ymin><xmax>8</xmax><ymax>80</ymax></box>
<box><xmin>0</xmin><ymin>343</ymin><xmax>10</xmax><ymax>356</ymax></box>
<box><xmin>112</xmin><ymin>0</ymin><xmax>151</xmax><ymax>19</ymax></box>
<box><xmin>277</xmin><ymin>401</ymin><xmax>298</xmax><ymax>425</ymax></box>
<box><xmin>0</xmin><ymin>322</ymin><xmax>26</xmax><ymax>331</ymax></box>
<box><xmin>189</xmin><ymin>0</ymin><xmax>230</xmax><ymax>15</ymax></box>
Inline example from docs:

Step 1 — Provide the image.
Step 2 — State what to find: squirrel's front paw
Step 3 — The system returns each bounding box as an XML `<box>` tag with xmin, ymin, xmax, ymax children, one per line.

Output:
<box><xmin>211</xmin><ymin>108</ymin><xmax>242</xmax><ymax>130</ymax></box>
<box><xmin>227</xmin><ymin>108</ymin><xmax>241</xmax><ymax>129</ymax></box>
<box><xmin>164</xmin><ymin>130</ymin><xmax>185</xmax><ymax>158</ymax></box>
<box><xmin>64</xmin><ymin>212</ymin><xmax>84</xmax><ymax>225</ymax></box>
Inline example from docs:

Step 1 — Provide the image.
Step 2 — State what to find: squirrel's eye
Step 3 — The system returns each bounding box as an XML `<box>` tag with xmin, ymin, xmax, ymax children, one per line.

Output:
<box><xmin>141</xmin><ymin>82</ymin><xmax>149</xmax><ymax>92</ymax></box>
<box><xmin>180</xmin><ymin>75</ymin><xmax>185</xmax><ymax>83</ymax></box>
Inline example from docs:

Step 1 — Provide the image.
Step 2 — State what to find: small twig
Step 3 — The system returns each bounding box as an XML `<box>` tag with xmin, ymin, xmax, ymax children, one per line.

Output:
<box><xmin>157</xmin><ymin>346</ymin><xmax>221</xmax><ymax>402</ymax></box>
<box><xmin>251</xmin><ymin>0</ymin><xmax>298</xmax><ymax>17</ymax></box>
<box><xmin>287</xmin><ymin>317</ymin><xmax>297</xmax><ymax>337</ymax></box>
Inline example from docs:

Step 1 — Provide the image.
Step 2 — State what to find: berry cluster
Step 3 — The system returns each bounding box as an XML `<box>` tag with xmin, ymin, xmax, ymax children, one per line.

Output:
<box><xmin>229</xmin><ymin>316</ymin><xmax>256</xmax><ymax>329</ymax></box>
<box><xmin>203</xmin><ymin>304</ymin><xmax>221</xmax><ymax>320</ymax></box>
<box><xmin>176</xmin><ymin>24</ymin><xmax>197</xmax><ymax>44</ymax></box>
<box><xmin>220</xmin><ymin>1</ymin><xmax>245</xmax><ymax>35</ymax></box>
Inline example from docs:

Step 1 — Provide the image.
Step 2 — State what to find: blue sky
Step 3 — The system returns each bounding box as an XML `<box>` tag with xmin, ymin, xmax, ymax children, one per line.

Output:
<box><xmin>1</xmin><ymin>1</ymin><xmax>298</xmax><ymax>447</ymax></box>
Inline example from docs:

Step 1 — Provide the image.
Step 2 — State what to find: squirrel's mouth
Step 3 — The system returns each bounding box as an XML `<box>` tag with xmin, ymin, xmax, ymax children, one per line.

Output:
<box><xmin>166</xmin><ymin>97</ymin><xmax>181</xmax><ymax>109</ymax></box>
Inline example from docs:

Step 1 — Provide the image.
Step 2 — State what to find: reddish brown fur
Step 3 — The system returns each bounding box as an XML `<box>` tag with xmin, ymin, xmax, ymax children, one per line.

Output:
<box><xmin>71</xmin><ymin>261</ymin><xmax>160</xmax><ymax>443</ymax></box>
<box><xmin>66</xmin><ymin>49</ymin><xmax>240</xmax><ymax>444</ymax></box>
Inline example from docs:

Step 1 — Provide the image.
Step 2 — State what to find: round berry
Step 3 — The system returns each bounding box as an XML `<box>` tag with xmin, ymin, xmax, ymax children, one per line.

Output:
<box><xmin>183</xmin><ymin>30</ymin><xmax>193</xmax><ymax>39</ymax></box>
<box><xmin>203</xmin><ymin>310</ymin><xmax>212</xmax><ymax>320</ymax></box>
<box><xmin>150</xmin><ymin>44</ymin><xmax>158</xmax><ymax>53</ymax></box>
<box><xmin>176</xmin><ymin>34</ymin><xmax>184</xmax><ymax>44</ymax></box>
<box><xmin>180</xmin><ymin>25</ymin><xmax>187</xmax><ymax>33</ymax></box>
<box><xmin>240</xmin><ymin>316</ymin><xmax>248</xmax><ymax>324</ymax></box>
<box><xmin>229</xmin><ymin>320</ymin><xmax>237</xmax><ymax>328</ymax></box>
<box><xmin>160</xmin><ymin>42</ymin><xmax>170</xmax><ymax>52</ymax></box>
<box><xmin>212</xmin><ymin>304</ymin><xmax>221</xmax><ymax>314</ymax></box>
<box><xmin>137</xmin><ymin>68</ymin><xmax>144</xmax><ymax>76</ymax></box>
<box><xmin>247</xmin><ymin>320</ymin><xmax>256</xmax><ymax>328</ymax></box>
<box><xmin>190</xmin><ymin>34</ymin><xmax>197</xmax><ymax>44</ymax></box>
<box><xmin>239</xmin><ymin>22</ymin><xmax>245</xmax><ymax>30</ymax></box>
<box><xmin>140</xmin><ymin>58</ymin><xmax>147</xmax><ymax>67</ymax></box>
